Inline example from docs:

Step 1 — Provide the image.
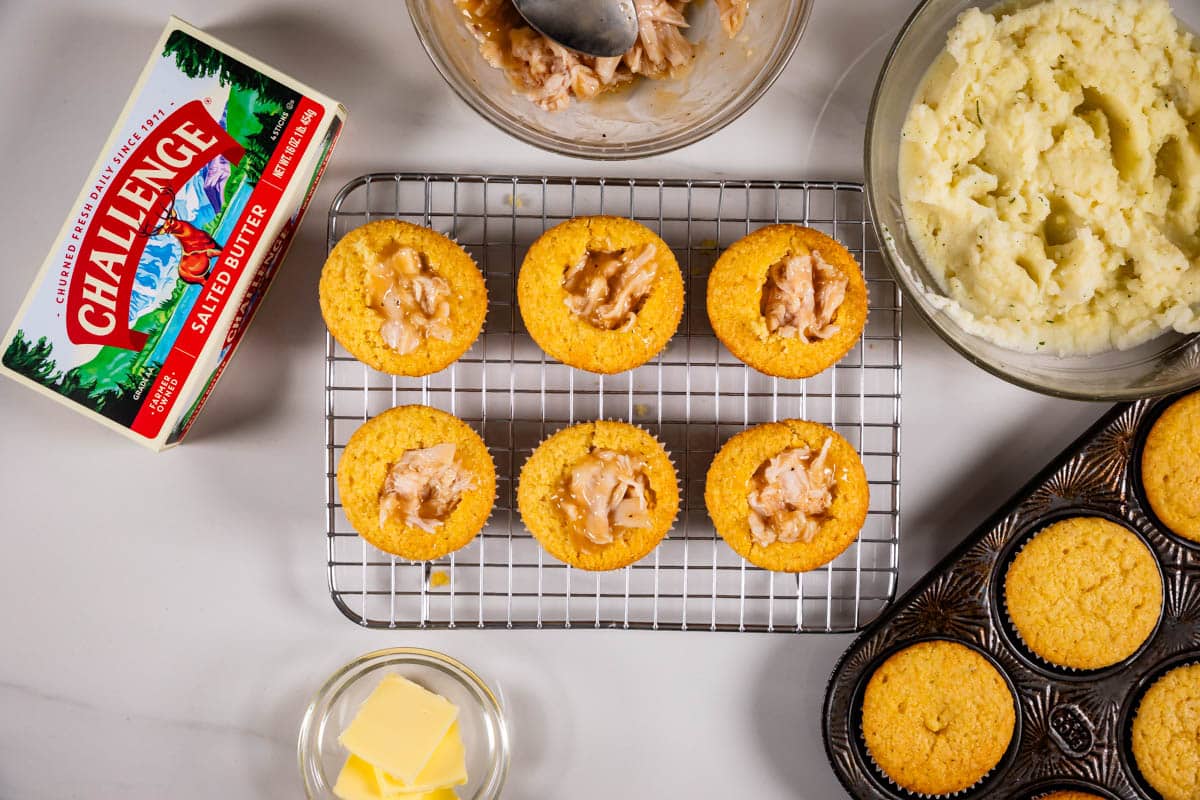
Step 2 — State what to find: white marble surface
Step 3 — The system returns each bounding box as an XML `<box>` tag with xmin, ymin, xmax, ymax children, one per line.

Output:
<box><xmin>0</xmin><ymin>1</ymin><xmax>1184</xmax><ymax>798</ymax></box>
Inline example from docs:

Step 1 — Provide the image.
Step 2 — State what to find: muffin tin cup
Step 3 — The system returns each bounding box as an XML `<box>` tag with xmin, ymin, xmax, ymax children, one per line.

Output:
<box><xmin>1017</xmin><ymin>779</ymin><xmax>1124</xmax><ymax>800</ymax></box>
<box><xmin>848</xmin><ymin>636</ymin><xmax>1023</xmax><ymax>800</ymax></box>
<box><xmin>1128</xmin><ymin>398</ymin><xmax>1200</xmax><ymax>557</ymax></box>
<box><xmin>990</xmin><ymin>510</ymin><xmax>1167</xmax><ymax>682</ymax></box>
<box><xmin>824</xmin><ymin>393</ymin><xmax>1200</xmax><ymax>800</ymax></box>
<box><xmin>1117</xmin><ymin>651</ymin><xmax>1200</xmax><ymax>800</ymax></box>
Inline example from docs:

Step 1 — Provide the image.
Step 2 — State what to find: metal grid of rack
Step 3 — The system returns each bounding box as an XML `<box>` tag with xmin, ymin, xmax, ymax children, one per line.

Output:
<box><xmin>325</xmin><ymin>174</ymin><xmax>902</xmax><ymax>633</ymax></box>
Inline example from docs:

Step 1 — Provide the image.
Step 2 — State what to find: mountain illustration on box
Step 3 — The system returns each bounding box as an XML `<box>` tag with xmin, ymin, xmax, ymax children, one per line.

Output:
<box><xmin>4</xmin><ymin>30</ymin><xmax>301</xmax><ymax>427</ymax></box>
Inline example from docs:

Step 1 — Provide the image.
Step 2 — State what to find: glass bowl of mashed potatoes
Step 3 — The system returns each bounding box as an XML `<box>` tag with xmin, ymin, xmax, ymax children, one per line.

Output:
<box><xmin>867</xmin><ymin>0</ymin><xmax>1200</xmax><ymax>400</ymax></box>
<box><xmin>407</xmin><ymin>0</ymin><xmax>812</xmax><ymax>159</ymax></box>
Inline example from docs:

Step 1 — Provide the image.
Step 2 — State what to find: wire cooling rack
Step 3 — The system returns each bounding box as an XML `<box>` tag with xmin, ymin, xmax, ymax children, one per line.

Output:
<box><xmin>326</xmin><ymin>174</ymin><xmax>902</xmax><ymax>633</ymax></box>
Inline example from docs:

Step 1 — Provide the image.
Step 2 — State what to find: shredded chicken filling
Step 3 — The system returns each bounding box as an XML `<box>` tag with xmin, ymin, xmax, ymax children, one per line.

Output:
<box><xmin>747</xmin><ymin>438</ymin><xmax>836</xmax><ymax>547</ymax></box>
<box><xmin>562</xmin><ymin>243</ymin><xmax>658</xmax><ymax>331</ymax></box>
<box><xmin>379</xmin><ymin>443</ymin><xmax>476</xmax><ymax>533</ymax></box>
<box><xmin>715</xmin><ymin>0</ymin><xmax>748</xmax><ymax>36</ymax></box>
<box><xmin>558</xmin><ymin>448</ymin><xmax>654</xmax><ymax>551</ymax></box>
<box><xmin>760</xmin><ymin>250</ymin><xmax>848</xmax><ymax>342</ymax></box>
<box><xmin>366</xmin><ymin>246</ymin><xmax>452</xmax><ymax>356</ymax></box>
<box><xmin>456</xmin><ymin>0</ymin><xmax>750</xmax><ymax>111</ymax></box>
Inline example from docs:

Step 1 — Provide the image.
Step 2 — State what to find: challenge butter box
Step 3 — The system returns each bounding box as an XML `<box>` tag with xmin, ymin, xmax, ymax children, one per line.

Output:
<box><xmin>1</xmin><ymin>17</ymin><xmax>345</xmax><ymax>450</ymax></box>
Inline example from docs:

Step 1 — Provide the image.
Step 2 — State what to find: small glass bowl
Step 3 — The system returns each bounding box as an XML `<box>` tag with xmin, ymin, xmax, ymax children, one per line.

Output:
<box><xmin>865</xmin><ymin>0</ymin><xmax>1200</xmax><ymax>401</ymax></box>
<box><xmin>298</xmin><ymin>648</ymin><xmax>509</xmax><ymax>800</ymax></box>
<box><xmin>406</xmin><ymin>0</ymin><xmax>812</xmax><ymax>160</ymax></box>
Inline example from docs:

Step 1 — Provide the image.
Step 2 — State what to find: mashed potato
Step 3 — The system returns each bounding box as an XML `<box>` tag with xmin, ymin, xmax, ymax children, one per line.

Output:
<box><xmin>900</xmin><ymin>0</ymin><xmax>1200</xmax><ymax>355</ymax></box>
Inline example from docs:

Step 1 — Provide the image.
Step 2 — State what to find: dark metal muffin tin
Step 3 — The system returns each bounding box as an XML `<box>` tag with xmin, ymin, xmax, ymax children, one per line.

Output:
<box><xmin>824</xmin><ymin>395</ymin><xmax>1200</xmax><ymax>800</ymax></box>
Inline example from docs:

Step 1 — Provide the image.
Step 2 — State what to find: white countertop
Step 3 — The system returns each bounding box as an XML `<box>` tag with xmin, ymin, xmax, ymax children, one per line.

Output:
<box><xmin>1</xmin><ymin>1</ymin><xmax>1185</xmax><ymax>798</ymax></box>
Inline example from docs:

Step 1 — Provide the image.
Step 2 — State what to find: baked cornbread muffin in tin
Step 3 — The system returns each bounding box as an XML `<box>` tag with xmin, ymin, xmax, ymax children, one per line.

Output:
<box><xmin>338</xmin><ymin>405</ymin><xmax>496</xmax><ymax>561</ymax></box>
<box><xmin>706</xmin><ymin>224</ymin><xmax>868</xmax><ymax>378</ymax></box>
<box><xmin>320</xmin><ymin>220</ymin><xmax>487</xmax><ymax>376</ymax></box>
<box><xmin>1002</xmin><ymin>517</ymin><xmax>1162</xmax><ymax>671</ymax></box>
<box><xmin>516</xmin><ymin>216</ymin><xmax>684</xmax><ymax>374</ymax></box>
<box><xmin>1141</xmin><ymin>390</ymin><xmax>1200</xmax><ymax>543</ymax></box>
<box><xmin>705</xmin><ymin>419</ymin><xmax>868</xmax><ymax>573</ymax></box>
<box><xmin>861</xmin><ymin>640</ymin><xmax>1016</xmax><ymax>797</ymax></box>
<box><xmin>1132</xmin><ymin>662</ymin><xmax>1200</xmax><ymax>800</ymax></box>
<box><xmin>517</xmin><ymin>420</ymin><xmax>679</xmax><ymax>571</ymax></box>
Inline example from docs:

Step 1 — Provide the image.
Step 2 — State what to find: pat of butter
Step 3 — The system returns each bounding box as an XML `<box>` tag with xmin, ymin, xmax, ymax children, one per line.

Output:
<box><xmin>339</xmin><ymin>674</ymin><xmax>459</xmax><ymax>785</ymax></box>
<box><xmin>333</xmin><ymin>755</ymin><xmax>383</xmax><ymax>800</ymax></box>
<box><xmin>374</xmin><ymin>722</ymin><xmax>467</xmax><ymax>795</ymax></box>
<box><xmin>333</xmin><ymin>756</ymin><xmax>459</xmax><ymax>800</ymax></box>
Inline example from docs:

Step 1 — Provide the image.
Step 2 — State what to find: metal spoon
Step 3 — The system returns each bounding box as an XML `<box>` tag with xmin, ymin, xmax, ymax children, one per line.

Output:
<box><xmin>511</xmin><ymin>0</ymin><xmax>639</xmax><ymax>58</ymax></box>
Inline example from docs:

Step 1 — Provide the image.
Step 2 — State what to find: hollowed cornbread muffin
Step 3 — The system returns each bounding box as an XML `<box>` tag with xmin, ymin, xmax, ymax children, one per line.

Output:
<box><xmin>320</xmin><ymin>220</ymin><xmax>487</xmax><ymax>376</ymax></box>
<box><xmin>1142</xmin><ymin>391</ymin><xmax>1200</xmax><ymax>543</ymax></box>
<box><xmin>705</xmin><ymin>419</ymin><xmax>868</xmax><ymax>573</ymax></box>
<box><xmin>1003</xmin><ymin>517</ymin><xmax>1162</xmax><ymax>670</ymax></box>
<box><xmin>516</xmin><ymin>216</ymin><xmax>684</xmax><ymax>374</ymax></box>
<box><xmin>1132</xmin><ymin>663</ymin><xmax>1200</xmax><ymax>800</ymax></box>
<box><xmin>517</xmin><ymin>420</ymin><xmax>679</xmax><ymax>571</ymax></box>
<box><xmin>706</xmin><ymin>225</ymin><xmax>868</xmax><ymax>378</ymax></box>
<box><xmin>338</xmin><ymin>405</ymin><xmax>496</xmax><ymax>561</ymax></box>
<box><xmin>861</xmin><ymin>640</ymin><xmax>1016</xmax><ymax>797</ymax></box>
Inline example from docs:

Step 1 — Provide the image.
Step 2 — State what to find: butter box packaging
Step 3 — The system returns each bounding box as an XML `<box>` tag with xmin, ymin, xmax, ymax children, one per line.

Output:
<box><xmin>1</xmin><ymin>17</ymin><xmax>345</xmax><ymax>450</ymax></box>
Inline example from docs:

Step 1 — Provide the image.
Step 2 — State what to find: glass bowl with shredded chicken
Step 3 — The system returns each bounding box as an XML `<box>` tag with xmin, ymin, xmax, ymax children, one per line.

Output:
<box><xmin>407</xmin><ymin>0</ymin><xmax>813</xmax><ymax>159</ymax></box>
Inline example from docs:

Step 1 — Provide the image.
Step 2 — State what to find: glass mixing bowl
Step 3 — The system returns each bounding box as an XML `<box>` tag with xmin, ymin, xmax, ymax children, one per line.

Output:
<box><xmin>865</xmin><ymin>0</ymin><xmax>1200</xmax><ymax>401</ymax></box>
<box><xmin>406</xmin><ymin>0</ymin><xmax>812</xmax><ymax>159</ymax></box>
<box><xmin>298</xmin><ymin>648</ymin><xmax>509</xmax><ymax>800</ymax></box>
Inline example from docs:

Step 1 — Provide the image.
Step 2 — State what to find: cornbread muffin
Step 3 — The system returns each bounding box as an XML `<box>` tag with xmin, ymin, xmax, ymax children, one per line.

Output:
<box><xmin>516</xmin><ymin>216</ymin><xmax>684</xmax><ymax>374</ymax></box>
<box><xmin>1132</xmin><ymin>662</ymin><xmax>1200</xmax><ymax>800</ymax></box>
<box><xmin>1142</xmin><ymin>391</ymin><xmax>1200</xmax><ymax>543</ymax></box>
<box><xmin>517</xmin><ymin>420</ymin><xmax>679</xmax><ymax>571</ymax></box>
<box><xmin>320</xmin><ymin>220</ymin><xmax>487</xmax><ymax>376</ymax></box>
<box><xmin>338</xmin><ymin>405</ymin><xmax>496</xmax><ymax>561</ymax></box>
<box><xmin>1004</xmin><ymin>517</ymin><xmax>1162</xmax><ymax>670</ymax></box>
<box><xmin>706</xmin><ymin>225</ymin><xmax>868</xmax><ymax>378</ymax></box>
<box><xmin>705</xmin><ymin>419</ymin><xmax>868</xmax><ymax>572</ymax></box>
<box><xmin>861</xmin><ymin>640</ymin><xmax>1016</xmax><ymax>796</ymax></box>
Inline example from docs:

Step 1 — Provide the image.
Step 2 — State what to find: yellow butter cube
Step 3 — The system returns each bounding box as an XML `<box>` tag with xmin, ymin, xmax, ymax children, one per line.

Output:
<box><xmin>339</xmin><ymin>674</ymin><xmax>459</xmax><ymax>784</ymax></box>
<box><xmin>335</xmin><ymin>757</ymin><xmax>457</xmax><ymax>800</ymax></box>
<box><xmin>374</xmin><ymin>722</ymin><xmax>467</xmax><ymax>795</ymax></box>
<box><xmin>381</xmin><ymin>789</ymin><xmax>458</xmax><ymax>800</ymax></box>
<box><xmin>333</xmin><ymin>755</ymin><xmax>384</xmax><ymax>800</ymax></box>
